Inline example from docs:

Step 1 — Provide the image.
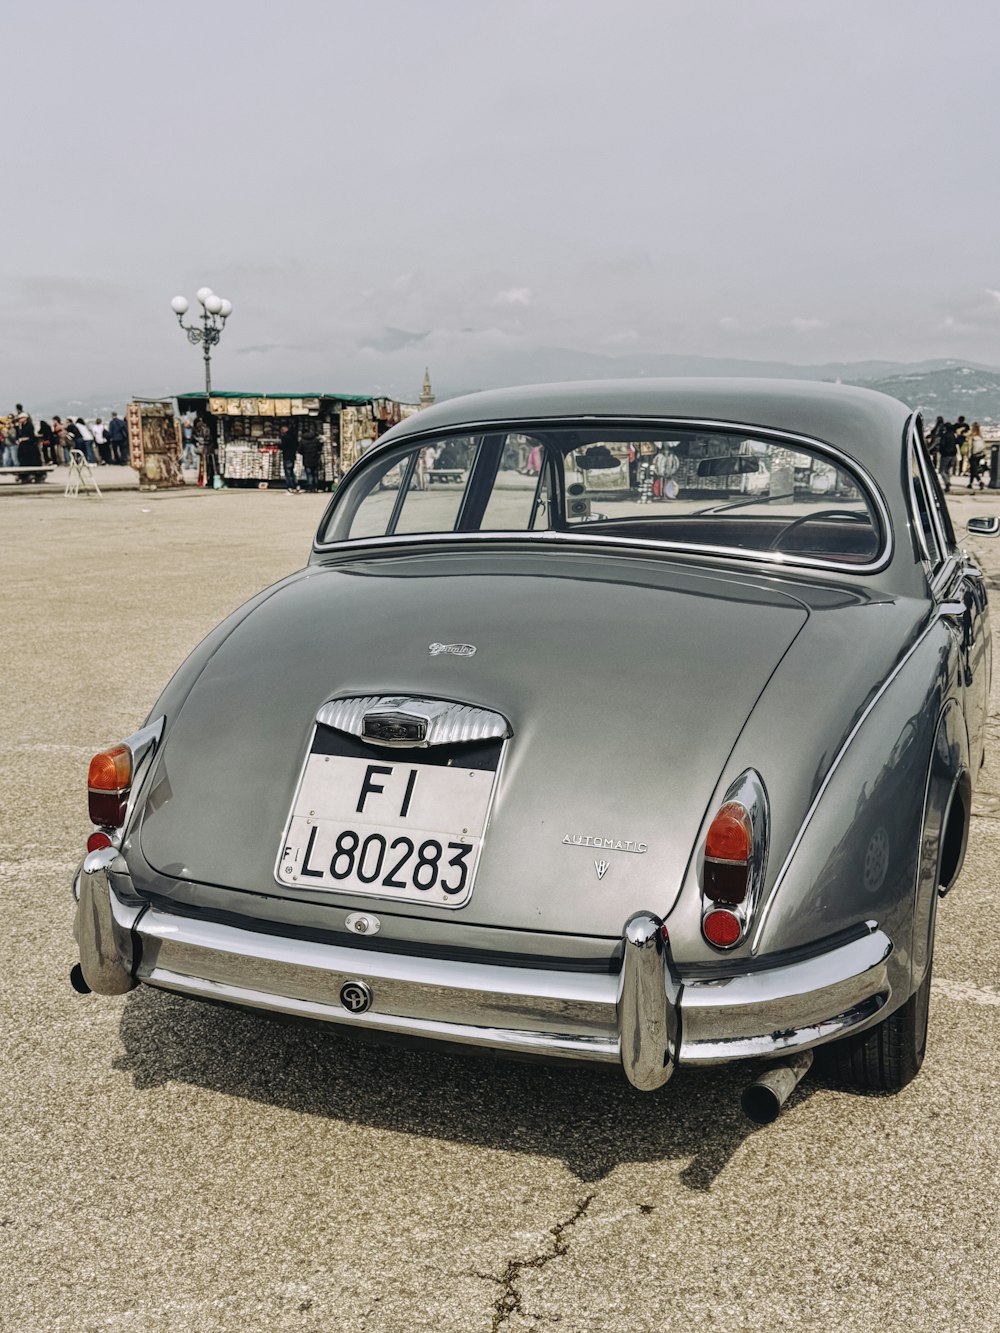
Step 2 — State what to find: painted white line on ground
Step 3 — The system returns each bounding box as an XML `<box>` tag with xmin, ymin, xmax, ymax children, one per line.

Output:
<box><xmin>0</xmin><ymin>858</ymin><xmax>77</xmax><ymax>877</ymax></box>
<box><xmin>932</xmin><ymin>978</ymin><xmax>1000</xmax><ymax>1007</ymax></box>
<box><xmin>6</xmin><ymin>742</ymin><xmax>93</xmax><ymax>753</ymax></box>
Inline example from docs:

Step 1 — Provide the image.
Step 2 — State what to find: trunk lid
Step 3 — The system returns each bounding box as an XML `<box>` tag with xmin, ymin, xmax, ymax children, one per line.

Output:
<box><xmin>138</xmin><ymin>549</ymin><xmax>808</xmax><ymax>937</ymax></box>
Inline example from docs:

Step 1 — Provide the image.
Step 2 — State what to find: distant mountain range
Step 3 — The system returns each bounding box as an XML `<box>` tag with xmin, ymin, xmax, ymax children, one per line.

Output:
<box><xmin>438</xmin><ymin>352</ymin><xmax>1000</xmax><ymax>423</ymax></box>
<box><xmin>34</xmin><ymin>354</ymin><xmax>1000</xmax><ymax>424</ymax></box>
<box><xmin>848</xmin><ymin>363</ymin><xmax>1000</xmax><ymax>422</ymax></box>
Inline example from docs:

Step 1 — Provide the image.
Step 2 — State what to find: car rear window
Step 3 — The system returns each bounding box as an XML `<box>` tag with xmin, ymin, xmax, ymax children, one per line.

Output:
<box><xmin>320</xmin><ymin>425</ymin><xmax>884</xmax><ymax>566</ymax></box>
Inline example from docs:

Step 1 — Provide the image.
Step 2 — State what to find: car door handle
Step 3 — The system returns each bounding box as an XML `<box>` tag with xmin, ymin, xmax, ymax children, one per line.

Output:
<box><xmin>936</xmin><ymin>599</ymin><xmax>966</xmax><ymax>621</ymax></box>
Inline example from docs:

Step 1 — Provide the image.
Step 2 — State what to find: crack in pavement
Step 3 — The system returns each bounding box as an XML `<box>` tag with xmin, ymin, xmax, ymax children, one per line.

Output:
<box><xmin>477</xmin><ymin>1194</ymin><xmax>595</xmax><ymax>1331</ymax></box>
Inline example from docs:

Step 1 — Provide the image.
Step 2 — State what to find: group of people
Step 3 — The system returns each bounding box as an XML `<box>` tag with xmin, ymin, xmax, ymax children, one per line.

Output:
<box><xmin>1</xmin><ymin>404</ymin><xmax>130</xmax><ymax>469</ymax></box>
<box><xmin>280</xmin><ymin>422</ymin><xmax>324</xmax><ymax>492</ymax></box>
<box><xmin>926</xmin><ymin>415</ymin><xmax>990</xmax><ymax>491</ymax></box>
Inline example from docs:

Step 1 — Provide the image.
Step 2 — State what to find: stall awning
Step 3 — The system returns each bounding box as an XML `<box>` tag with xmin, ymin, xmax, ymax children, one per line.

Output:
<box><xmin>176</xmin><ymin>390</ymin><xmax>377</xmax><ymax>405</ymax></box>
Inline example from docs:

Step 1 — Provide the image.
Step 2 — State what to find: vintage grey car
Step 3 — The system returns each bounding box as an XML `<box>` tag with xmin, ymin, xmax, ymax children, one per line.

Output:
<box><xmin>73</xmin><ymin>379</ymin><xmax>992</xmax><ymax>1121</ymax></box>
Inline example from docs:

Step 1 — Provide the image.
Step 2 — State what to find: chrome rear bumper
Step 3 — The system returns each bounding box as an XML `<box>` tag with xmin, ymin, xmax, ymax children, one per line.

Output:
<box><xmin>74</xmin><ymin>851</ymin><xmax>894</xmax><ymax>1088</ymax></box>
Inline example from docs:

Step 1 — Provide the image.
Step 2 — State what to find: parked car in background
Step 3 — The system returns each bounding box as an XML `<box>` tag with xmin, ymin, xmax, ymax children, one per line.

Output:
<box><xmin>74</xmin><ymin>379</ymin><xmax>993</xmax><ymax>1121</ymax></box>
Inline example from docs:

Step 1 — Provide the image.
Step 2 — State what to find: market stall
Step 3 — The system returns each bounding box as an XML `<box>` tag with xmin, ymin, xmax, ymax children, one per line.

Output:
<box><xmin>175</xmin><ymin>391</ymin><xmax>413</xmax><ymax>488</ymax></box>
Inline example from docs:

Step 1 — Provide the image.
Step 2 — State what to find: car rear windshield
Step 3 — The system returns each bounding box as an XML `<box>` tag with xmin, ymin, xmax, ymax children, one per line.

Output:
<box><xmin>319</xmin><ymin>425</ymin><xmax>884</xmax><ymax>566</ymax></box>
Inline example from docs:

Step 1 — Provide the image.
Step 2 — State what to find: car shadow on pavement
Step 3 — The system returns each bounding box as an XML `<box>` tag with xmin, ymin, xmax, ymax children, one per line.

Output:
<box><xmin>113</xmin><ymin>987</ymin><xmax>818</xmax><ymax>1190</ymax></box>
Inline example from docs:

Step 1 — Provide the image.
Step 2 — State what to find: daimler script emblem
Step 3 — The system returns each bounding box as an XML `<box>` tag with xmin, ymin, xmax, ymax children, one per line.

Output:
<box><xmin>429</xmin><ymin>642</ymin><xmax>477</xmax><ymax>657</ymax></box>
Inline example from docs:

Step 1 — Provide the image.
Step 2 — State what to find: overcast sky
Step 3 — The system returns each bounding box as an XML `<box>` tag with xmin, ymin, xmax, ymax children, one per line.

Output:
<box><xmin>5</xmin><ymin>0</ymin><xmax>1000</xmax><ymax>408</ymax></box>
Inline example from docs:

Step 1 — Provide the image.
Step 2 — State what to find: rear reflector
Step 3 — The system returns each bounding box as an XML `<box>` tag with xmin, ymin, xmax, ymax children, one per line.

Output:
<box><xmin>88</xmin><ymin>744</ymin><xmax>133</xmax><ymax>827</ymax></box>
<box><xmin>703</xmin><ymin>908</ymin><xmax>742</xmax><ymax>948</ymax></box>
<box><xmin>87</xmin><ymin>831</ymin><xmax>113</xmax><ymax>853</ymax></box>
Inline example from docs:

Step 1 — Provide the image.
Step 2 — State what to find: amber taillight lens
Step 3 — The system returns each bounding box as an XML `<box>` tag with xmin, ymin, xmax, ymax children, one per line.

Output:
<box><xmin>704</xmin><ymin>801</ymin><xmax>752</xmax><ymax>905</ymax></box>
<box><xmin>88</xmin><ymin>745</ymin><xmax>132</xmax><ymax>827</ymax></box>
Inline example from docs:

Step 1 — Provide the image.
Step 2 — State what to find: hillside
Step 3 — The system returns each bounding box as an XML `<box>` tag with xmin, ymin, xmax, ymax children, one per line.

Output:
<box><xmin>847</xmin><ymin>364</ymin><xmax>1000</xmax><ymax>422</ymax></box>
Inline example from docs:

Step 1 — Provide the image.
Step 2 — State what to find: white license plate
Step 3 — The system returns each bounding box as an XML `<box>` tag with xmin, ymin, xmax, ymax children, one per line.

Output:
<box><xmin>276</xmin><ymin>753</ymin><xmax>497</xmax><ymax>907</ymax></box>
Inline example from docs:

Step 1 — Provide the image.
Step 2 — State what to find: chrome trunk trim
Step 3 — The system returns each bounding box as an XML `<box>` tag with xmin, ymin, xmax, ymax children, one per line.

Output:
<box><xmin>316</xmin><ymin>696</ymin><xmax>511</xmax><ymax>748</ymax></box>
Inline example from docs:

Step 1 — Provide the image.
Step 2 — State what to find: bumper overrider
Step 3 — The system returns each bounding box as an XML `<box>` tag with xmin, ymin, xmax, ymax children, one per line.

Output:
<box><xmin>75</xmin><ymin>847</ymin><xmax>894</xmax><ymax>1089</ymax></box>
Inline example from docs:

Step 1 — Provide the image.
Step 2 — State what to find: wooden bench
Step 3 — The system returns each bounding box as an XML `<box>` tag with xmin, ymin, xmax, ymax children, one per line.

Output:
<box><xmin>427</xmin><ymin>468</ymin><xmax>464</xmax><ymax>484</ymax></box>
<box><xmin>0</xmin><ymin>465</ymin><xmax>56</xmax><ymax>484</ymax></box>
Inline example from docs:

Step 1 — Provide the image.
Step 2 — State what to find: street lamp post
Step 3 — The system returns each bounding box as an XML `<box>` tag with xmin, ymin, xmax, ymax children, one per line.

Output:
<box><xmin>170</xmin><ymin>287</ymin><xmax>233</xmax><ymax>395</ymax></box>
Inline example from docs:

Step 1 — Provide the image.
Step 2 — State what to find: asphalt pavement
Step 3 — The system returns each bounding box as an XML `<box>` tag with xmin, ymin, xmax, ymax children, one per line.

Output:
<box><xmin>1</xmin><ymin>484</ymin><xmax>998</xmax><ymax>1332</ymax></box>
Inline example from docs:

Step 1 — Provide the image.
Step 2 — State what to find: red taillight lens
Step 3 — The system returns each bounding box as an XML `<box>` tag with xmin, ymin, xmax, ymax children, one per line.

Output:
<box><xmin>704</xmin><ymin>800</ymin><xmax>752</xmax><ymax>904</ymax></box>
<box><xmin>87</xmin><ymin>831</ymin><xmax>113</xmax><ymax>852</ymax></box>
<box><xmin>88</xmin><ymin>744</ymin><xmax>132</xmax><ymax>827</ymax></box>
<box><xmin>703</xmin><ymin>908</ymin><xmax>742</xmax><ymax>948</ymax></box>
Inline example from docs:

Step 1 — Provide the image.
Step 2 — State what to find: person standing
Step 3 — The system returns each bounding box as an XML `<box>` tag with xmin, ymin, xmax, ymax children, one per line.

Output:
<box><xmin>92</xmin><ymin>418</ymin><xmax>111</xmax><ymax>465</ymax></box>
<box><xmin>280</xmin><ymin>422</ymin><xmax>301</xmax><ymax>492</ymax></box>
<box><xmin>926</xmin><ymin>415</ymin><xmax>945</xmax><ymax>470</ymax></box>
<box><xmin>2</xmin><ymin>417</ymin><xmax>18</xmax><ymax>467</ymax></box>
<box><xmin>180</xmin><ymin>416</ymin><xmax>197</xmax><ymax>469</ymax></box>
<box><xmin>299</xmin><ymin>432</ymin><xmax>322</xmax><ymax>493</ymax></box>
<box><xmin>968</xmin><ymin>422</ymin><xmax>987</xmax><ymax>490</ymax></box>
<box><xmin>193</xmin><ymin>413</ymin><xmax>214</xmax><ymax>486</ymax></box>
<box><xmin>63</xmin><ymin>417</ymin><xmax>83</xmax><ymax>457</ymax></box>
<box><xmin>74</xmin><ymin>418</ymin><xmax>96</xmax><ymax>463</ymax></box>
<box><xmin>15</xmin><ymin>413</ymin><xmax>41</xmax><ymax>466</ymax></box>
<box><xmin>938</xmin><ymin>420</ymin><xmax>958</xmax><ymax>491</ymax></box>
<box><xmin>37</xmin><ymin>420</ymin><xmax>57</xmax><ymax>465</ymax></box>
<box><xmin>954</xmin><ymin>415</ymin><xmax>970</xmax><ymax>476</ymax></box>
<box><xmin>52</xmin><ymin>416</ymin><xmax>71</xmax><ymax>463</ymax></box>
<box><xmin>108</xmin><ymin>411</ymin><xmax>129</xmax><ymax>465</ymax></box>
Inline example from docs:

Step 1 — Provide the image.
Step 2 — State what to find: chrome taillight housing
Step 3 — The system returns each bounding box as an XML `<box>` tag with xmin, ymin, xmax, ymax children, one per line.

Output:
<box><xmin>86</xmin><ymin>718</ymin><xmax>165</xmax><ymax>831</ymax></box>
<box><xmin>701</xmin><ymin>770</ymin><xmax>769</xmax><ymax>949</ymax></box>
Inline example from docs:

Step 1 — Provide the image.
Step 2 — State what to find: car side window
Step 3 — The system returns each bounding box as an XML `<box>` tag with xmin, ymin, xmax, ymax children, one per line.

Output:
<box><xmin>323</xmin><ymin>443</ymin><xmax>478</xmax><ymax>541</ymax></box>
<box><xmin>394</xmin><ymin>440</ymin><xmax>478</xmax><ymax>535</ymax></box>
<box><xmin>480</xmin><ymin>434</ymin><xmax>552</xmax><ymax>530</ymax></box>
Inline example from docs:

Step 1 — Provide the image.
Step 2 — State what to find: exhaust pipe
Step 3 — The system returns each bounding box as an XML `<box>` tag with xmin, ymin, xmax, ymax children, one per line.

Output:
<box><xmin>69</xmin><ymin>963</ymin><xmax>92</xmax><ymax>994</ymax></box>
<box><xmin>741</xmin><ymin>1050</ymin><xmax>813</xmax><ymax>1124</ymax></box>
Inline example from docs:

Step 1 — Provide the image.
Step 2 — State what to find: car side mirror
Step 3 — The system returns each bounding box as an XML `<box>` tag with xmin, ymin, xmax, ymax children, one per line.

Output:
<box><xmin>966</xmin><ymin>515</ymin><xmax>1000</xmax><ymax>536</ymax></box>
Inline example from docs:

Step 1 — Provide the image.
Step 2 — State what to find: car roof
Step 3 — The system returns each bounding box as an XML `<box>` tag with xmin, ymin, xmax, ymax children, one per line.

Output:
<box><xmin>385</xmin><ymin>377</ymin><xmax>913</xmax><ymax>482</ymax></box>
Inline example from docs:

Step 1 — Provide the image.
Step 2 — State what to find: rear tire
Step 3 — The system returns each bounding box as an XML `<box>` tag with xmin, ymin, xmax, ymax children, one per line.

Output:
<box><xmin>817</xmin><ymin>954</ymin><xmax>932</xmax><ymax>1092</ymax></box>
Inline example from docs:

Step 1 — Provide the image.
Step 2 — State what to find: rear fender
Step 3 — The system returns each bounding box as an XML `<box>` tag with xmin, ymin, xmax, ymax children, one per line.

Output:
<box><xmin>911</xmin><ymin>699</ymin><xmax>969</xmax><ymax>990</ymax></box>
<box><xmin>750</xmin><ymin>627</ymin><xmax>957</xmax><ymax>1012</ymax></box>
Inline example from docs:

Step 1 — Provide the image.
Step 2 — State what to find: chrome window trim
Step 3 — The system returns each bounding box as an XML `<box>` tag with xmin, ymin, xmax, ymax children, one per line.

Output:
<box><xmin>913</xmin><ymin>418</ymin><xmax>958</xmax><ymax>562</ymax></box>
<box><xmin>315</xmin><ymin>417</ymin><xmax>894</xmax><ymax>577</ymax></box>
<box><xmin>906</xmin><ymin>418</ymin><xmax>940</xmax><ymax>570</ymax></box>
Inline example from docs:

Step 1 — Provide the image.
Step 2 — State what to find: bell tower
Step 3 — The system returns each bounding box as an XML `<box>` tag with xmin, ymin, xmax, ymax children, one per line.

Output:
<box><xmin>419</xmin><ymin>368</ymin><xmax>435</xmax><ymax>409</ymax></box>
